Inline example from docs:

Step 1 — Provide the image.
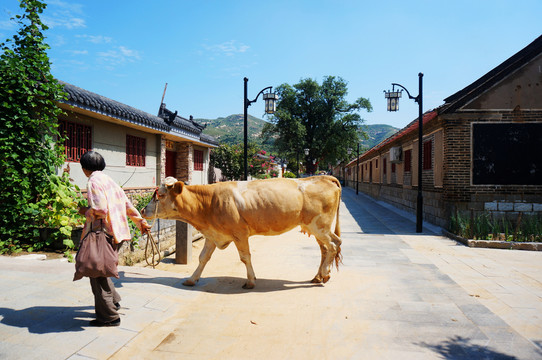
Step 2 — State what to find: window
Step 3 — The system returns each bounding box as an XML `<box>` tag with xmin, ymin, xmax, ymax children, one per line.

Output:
<box><xmin>473</xmin><ymin>123</ymin><xmax>542</xmax><ymax>185</ymax></box>
<box><xmin>59</xmin><ymin>120</ymin><xmax>92</xmax><ymax>162</ymax></box>
<box><xmin>404</xmin><ymin>149</ymin><xmax>412</xmax><ymax>172</ymax></box>
<box><xmin>194</xmin><ymin>149</ymin><xmax>204</xmax><ymax>171</ymax></box>
<box><xmin>391</xmin><ymin>163</ymin><xmax>396</xmax><ymax>173</ymax></box>
<box><xmin>423</xmin><ymin>140</ymin><xmax>432</xmax><ymax>170</ymax></box>
<box><xmin>126</xmin><ymin>135</ymin><xmax>146</xmax><ymax>166</ymax></box>
<box><xmin>383</xmin><ymin>158</ymin><xmax>387</xmax><ymax>174</ymax></box>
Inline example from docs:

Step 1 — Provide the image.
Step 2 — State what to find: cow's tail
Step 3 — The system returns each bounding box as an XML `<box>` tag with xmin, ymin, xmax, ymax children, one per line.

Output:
<box><xmin>333</xmin><ymin>180</ymin><xmax>343</xmax><ymax>270</ymax></box>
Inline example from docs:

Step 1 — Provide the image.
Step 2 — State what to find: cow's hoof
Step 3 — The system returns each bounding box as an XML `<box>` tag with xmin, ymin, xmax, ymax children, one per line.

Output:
<box><xmin>183</xmin><ymin>279</ymin><xmax>196</xmax><ymax>287</ymax></box>
<box><xmin>311</xmin><ymin>276</ymin><xmax>323</xmax><ymax>284</ymax></box>
<box><xmin>242</xmin><ymin>282</ymin><xmax>255</xmax><ymax>289</ymax></box>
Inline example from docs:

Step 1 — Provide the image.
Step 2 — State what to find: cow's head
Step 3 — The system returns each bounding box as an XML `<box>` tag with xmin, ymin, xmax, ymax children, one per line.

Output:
<box><xmin>141</xmin><ymin>177</ymin><xmax>185</xmax><ymax>220</ymax></box>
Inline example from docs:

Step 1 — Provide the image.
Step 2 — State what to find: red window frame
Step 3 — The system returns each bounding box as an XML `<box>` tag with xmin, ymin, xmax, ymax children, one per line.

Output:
<box><xmin>58</xmin><ymin>120</ymin><xmax>92</xmax><ymax>162</ymax></box>
<box><xmin>404</xmin><ymin>149</ymin><xmax>412</xmax><ymax>172</ymax></box>
<box><xmin>126</xmin><ymin>135</ymin><xmax>146</xmax><ymax>167</ymax></box>
<box><xmin>194</xmin><ymin>149</ymin><xmax>204</xmax><ymax>171</ymax></box>
<box><xmin>423</xmin><ymin>140</ymin><xmax>432</xmax><ymax>170</ymax></box>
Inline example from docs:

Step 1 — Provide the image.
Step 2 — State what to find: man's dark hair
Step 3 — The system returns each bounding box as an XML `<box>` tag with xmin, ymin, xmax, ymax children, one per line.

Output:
<box><xmin>80</xmin><ymin>151</ymin><xmax>106</xmax><ymax>171</ymax></box>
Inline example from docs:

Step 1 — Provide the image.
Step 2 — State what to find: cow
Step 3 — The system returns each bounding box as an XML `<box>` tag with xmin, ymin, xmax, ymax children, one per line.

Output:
<box><xmin>141</xmin><ymin>175</ymin><xmax>342</xmax><ymax>289</ymax></box>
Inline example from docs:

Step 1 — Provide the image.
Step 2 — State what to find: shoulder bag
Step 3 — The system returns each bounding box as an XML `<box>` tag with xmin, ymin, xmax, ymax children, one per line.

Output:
<box><xmin>73</xmin><ymin>220</ymin><xmax>119</xmax><ymax>281</ymax></box>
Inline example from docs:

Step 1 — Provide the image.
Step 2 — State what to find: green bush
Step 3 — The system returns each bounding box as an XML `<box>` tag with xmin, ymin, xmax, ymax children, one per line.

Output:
<box><xmin>283</xmin><ymin>171</ymin><xmax>296</xmax><ymax>178</ymax></box>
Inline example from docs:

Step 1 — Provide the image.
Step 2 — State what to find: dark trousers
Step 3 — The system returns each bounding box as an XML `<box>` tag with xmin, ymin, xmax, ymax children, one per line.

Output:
<box><xmin>89</xmin><ymin>277</ymin><xmax>121</xmax><ymax>323</ymax></box>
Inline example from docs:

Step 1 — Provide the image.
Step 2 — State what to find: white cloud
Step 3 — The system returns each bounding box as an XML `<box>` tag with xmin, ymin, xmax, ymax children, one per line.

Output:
<box><xmin>203</xmin><ymin>40</ymin><xmax>250</xmax><ymax>57</ymax></box>
<box><xmin>0</xmin><ymin>19</ymin><xmax>16</xmax><ymax>31</ymax></box>
<box><xmin>41</xmin><ymin>0</ymin><xmax>86</xmax><ymax>29</ymax></box>
<box><xmin>76</xmin><ymin>34</ymin><xmax>113</xmax><ymax>44</ymax></box>
<box><xmin>97</xmin><ymin>46</ymin><xmax>141</xmax><ymax>68</ymax></box>
<box><xmin>66</xmin><ymin>49</ymin><xmax>88</xmax><ymax>55</ymax></box>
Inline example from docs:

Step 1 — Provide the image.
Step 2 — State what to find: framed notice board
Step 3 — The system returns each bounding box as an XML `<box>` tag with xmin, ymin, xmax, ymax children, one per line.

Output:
<box><xmin>472</xmin><ymin>123</ymin><xmax>542</xmax><ymax>185</ymax></box>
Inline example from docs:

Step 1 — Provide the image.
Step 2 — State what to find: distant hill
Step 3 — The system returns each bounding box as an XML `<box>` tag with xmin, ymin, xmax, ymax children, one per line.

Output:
<box><xmin>198</xmin><ymin>114</ymin><xmax>274</xmax><ymax>151</ymax></box>
<box><xmin>360</xmin><ymin>124</ymin><xmax>399</xmax><ymax>150</ymax></box>
<box><xmin>199</xmin><ymin>115</ymin><xmax>399</xmax><ymax>152</ymax></box>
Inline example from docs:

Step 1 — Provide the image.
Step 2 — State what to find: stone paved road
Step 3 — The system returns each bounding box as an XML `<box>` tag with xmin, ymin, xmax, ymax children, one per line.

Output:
<box><xmin>0</xmin><ymin>187</ymin><xmax>541</xmax><ymax>359</ymax></box>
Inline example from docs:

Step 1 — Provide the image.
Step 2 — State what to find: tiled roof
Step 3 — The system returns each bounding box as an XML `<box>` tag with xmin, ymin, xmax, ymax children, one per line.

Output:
<box><xmin>60</xmin><ymin>81</ymin><xmax>170</xmax><ymax>131</ymax></box>
<box><xmin>59</xmin><ymin>81</ymin><xmax>217</xmax><ymax>146</ymax></box>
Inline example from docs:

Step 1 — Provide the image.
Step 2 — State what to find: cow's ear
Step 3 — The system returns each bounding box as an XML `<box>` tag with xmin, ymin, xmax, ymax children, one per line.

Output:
<box><xmin>172</xmin><ymin>181</ymin><xmax>184</xmax><ymax>195</ymax></box>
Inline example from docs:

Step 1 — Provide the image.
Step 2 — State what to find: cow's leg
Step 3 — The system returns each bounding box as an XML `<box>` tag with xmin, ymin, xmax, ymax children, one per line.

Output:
<box><xmin>233</xmin><ymin>237</ymin><xmax>256</xmax><ymax>289</ymax></box>
<box><xmin>183</xmin><ymin>238</ymin><xmax>216</xmax><ymax>286</ymax></box>
<box><xmin>311</xmin><ymin>242</ymin><xmax>327</xmax><ymax>284</ymax></box>
<box><xmin>312</xmin><ymin>232</ymin><xmax>339</xmax><ymax>284</ymax></box>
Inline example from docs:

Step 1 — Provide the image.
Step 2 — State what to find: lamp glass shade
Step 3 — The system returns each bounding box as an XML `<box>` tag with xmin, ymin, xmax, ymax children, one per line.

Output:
<box><xmin>304</xmin><ymin>148</ymin><xmax>309</xmax><ymax>155</ymax></box>
<box><xmin>385</xmin><ymin>90</ymin><xmax>401</xmax><ymax>112</ymax></box>
<box><xmin>263</xmin><ymin>93</ymin><xmax>278</xmax><ymax>114</ymax></box>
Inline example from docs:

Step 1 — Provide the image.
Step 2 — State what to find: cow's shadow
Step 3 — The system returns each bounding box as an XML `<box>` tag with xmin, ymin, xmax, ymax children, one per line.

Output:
<box><xmin>187</xmin><ymin>276</ymin><xmax>324</xmax><ymax>295</ymax></box>
<box><xmin>116</xmin><ymin>273</ymin><xmax>323</xmax><ymax>295</ymax></box>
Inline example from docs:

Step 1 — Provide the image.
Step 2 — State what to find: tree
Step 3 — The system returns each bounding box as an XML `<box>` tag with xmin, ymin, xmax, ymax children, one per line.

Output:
<box><xmin>262</xmin><ymin>76</ymin><xmax>372</xmax><ymax>174</ymax></box>
<box><xmin>0</xmin><ymin>0</ymin><xmax>81</xmax><ymax>253</ymax></box>
<box><xmin>210</xmin><ymin>143</ymin><xmax>271</xmax><ymax>181</ymax></box>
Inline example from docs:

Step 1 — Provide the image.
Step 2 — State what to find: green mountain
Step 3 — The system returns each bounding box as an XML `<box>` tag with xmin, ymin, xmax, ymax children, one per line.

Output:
<box><xmin>360</xmin><ymin>124</ymin><xmax>399</xmax><ymax>150</ymax></box>
<box><xmin>199</xmin><ymin>114</ymin><xmax>274</xmax><ymax>151</ymax></box>
<box><xmin>199</xmin><ymin>115</ymin><xmax>399</xmax><ymax>152</ymax></box>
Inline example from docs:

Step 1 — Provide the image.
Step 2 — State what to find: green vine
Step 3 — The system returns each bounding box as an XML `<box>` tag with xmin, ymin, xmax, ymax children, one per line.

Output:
<box><xmin>0</xmin><ymin>0</ymin><xmax>73</xmax><ymax>253</ymax></box>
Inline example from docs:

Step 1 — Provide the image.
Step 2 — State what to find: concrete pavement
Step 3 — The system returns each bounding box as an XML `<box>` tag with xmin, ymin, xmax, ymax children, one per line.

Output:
<box><xmin>0</xmin><ymin>187</ymin><xmax>541</xmax><ymax>359</ymax></box>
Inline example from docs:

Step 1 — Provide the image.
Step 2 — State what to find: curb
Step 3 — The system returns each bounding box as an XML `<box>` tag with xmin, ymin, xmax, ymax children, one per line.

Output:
<box><xmin>442</xmin><ymin>230</ymin><xmax>542</xmax><ymax>251</ymax></box>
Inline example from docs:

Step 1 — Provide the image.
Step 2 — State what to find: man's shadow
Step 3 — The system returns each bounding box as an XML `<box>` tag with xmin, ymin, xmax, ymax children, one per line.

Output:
<box><xmin>0</xmin><ymin>306</ymin><xmax>93</xmax><ymax>334</ymax></box>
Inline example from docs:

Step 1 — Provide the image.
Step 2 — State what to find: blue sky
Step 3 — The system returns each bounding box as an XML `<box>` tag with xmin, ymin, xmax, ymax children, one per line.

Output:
<box><xmin>1</xmin><ymin>0</ymin><xmax>541</xmax><ymax>129</ymax></box>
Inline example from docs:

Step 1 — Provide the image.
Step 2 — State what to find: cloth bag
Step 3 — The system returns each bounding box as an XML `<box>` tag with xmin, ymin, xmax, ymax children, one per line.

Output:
<box><xmin>73</xmin><ymin>221</ymin><xmax>119</xmax><ymax>281</ymax></box>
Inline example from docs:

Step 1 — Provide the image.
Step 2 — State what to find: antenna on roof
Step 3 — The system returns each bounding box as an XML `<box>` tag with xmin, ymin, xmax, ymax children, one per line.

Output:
<box><xmin>161</xmin><ymin>83</ymin><xmax>168</xmax><ymax>105</ymax></box>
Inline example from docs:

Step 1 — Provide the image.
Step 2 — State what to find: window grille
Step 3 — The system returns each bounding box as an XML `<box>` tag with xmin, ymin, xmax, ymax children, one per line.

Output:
<box><xmin>404</xmin><ymin>149</ymin><xmax>412</xmax><ymax>172</ymax></box>
<box><xmin>58</xmin><ymin>120</ymin><xmax>92</xmax><ymax>162</ymax></box>
<box><xmin>126</xmin><ymin>135</ymin><xmax>146</xmax><ymax>167</ymax></box>
<box><xmin>423</xmin><ymin>140</ymin><xmax>432</xmax><ymax>170</ymax></box>
<box><xmin>194</xmin><ymin>149</ymin><xmax>204</xmax><ymax>171</ymax></box>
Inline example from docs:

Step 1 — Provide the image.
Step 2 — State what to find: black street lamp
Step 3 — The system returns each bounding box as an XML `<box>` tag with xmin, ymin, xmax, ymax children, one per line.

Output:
<box><xmin>356</xmin><ymin>143</ymin><xmax>360</xmax><ymax>195</ymax></box>
<box><xmin>244</xmin><ymin>77</ymin><xmax>278</xmax><ymax>180</ymax></box>
<box><xmin>384</xmin><ymin>72</ymin><xmax>424</xmax><ymax>233</ymax></box>
<box><xmin>347</xmin><ymin>148</ymin><xmax>352</xmax><ymax>187</ymax></box>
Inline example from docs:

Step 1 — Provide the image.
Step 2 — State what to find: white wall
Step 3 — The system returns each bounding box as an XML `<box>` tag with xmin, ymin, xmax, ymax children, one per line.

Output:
<box><xmin>59</xmin><ymin>118</ymin><xmax>159</xmax><ymax>190</ymax></box>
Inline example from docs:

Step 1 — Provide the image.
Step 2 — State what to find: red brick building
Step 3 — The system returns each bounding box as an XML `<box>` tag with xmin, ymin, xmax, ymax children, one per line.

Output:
<box><xmin>339</xmin><ymin>35</ymin><xmax>542</xmax><ymax>228</ymax></box>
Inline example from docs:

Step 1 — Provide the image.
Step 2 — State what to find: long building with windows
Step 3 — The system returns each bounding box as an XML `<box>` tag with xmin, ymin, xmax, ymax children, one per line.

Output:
<box><xmin>338</xmin><ymin>35</ymin><xmax>542</xmax><ymax>228</ymax></box>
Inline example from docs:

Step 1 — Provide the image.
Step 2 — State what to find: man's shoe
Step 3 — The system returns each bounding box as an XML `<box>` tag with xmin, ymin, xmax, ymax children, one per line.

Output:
<box><xmin>114</xmin><ymin>302</ymin><xmax>121</xmax><ymax>310</ymax></box>
<box><xmin>89</xmin><ymin>318</ymin><xmax>120</xmax><ymax>327</ymax></box>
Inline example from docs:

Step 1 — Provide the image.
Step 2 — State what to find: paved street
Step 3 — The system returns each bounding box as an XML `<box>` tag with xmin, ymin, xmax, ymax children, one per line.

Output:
<box><xmin>0</xmin><ymin>187</ymin><xmax>541</xmax><ymax>359</ymax></box>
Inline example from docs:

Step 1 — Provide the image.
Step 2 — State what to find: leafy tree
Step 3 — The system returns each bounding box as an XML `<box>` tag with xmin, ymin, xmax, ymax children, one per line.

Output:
<box><xmin>0</xmin><ymin>0</ymin><xmax>81</xmax><ymax>253</ymax></box>
<box><xmin>210</xmin><ymin>143</ymin><xmax>271</xmax><ymax>181</ymax></box>
<box><xmin>262</xmin><ymin>76</ymin><xmax>372</xmax><ymax>174</ymax></box>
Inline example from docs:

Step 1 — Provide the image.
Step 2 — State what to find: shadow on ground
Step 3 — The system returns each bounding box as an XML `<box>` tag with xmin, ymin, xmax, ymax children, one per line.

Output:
<box><xmin>0</xmin><ymin>306</ymin><xmax>93</xmax><ymax>334</ymax></box>
<box><xmin>341</xmin><ymin>188</ymin><xmax>437</xmax><ymax>236</ymax></box>
<box><xmin>115</xmin><ymin>270</ymin><xmax>323</xmax><ymax>295</ymax></box>
<box><xmin>416</xmin><ymin>336</ymin><xmax>518</xmax><ymax>360</ymax></box>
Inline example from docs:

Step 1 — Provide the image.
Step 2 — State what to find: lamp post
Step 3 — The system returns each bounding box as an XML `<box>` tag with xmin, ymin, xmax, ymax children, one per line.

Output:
<box><xmin>384</xmin><ymin>73</ymin><xmax>424</xmax><ymax>233</ymax></box>
<box><xmin>356</xmin><ymin>143</ymin><xmax>360</xmax><ymax>195</ymax></box>
<box><xmin>347</xmin><ymin>148</ymin><xmax>352</xmax><ymax>187</ymax></box>
<box><xmin>244</xmin><ymin>77</ymin><xmax>278</xmax><ymax>180</ymax></box>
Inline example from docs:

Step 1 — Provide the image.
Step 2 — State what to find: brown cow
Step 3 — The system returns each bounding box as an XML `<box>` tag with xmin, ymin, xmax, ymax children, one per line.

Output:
<box><xmin>141</xmin><ymin>175</ymin><xmax>342</xmax><ymax>289</ymax></box>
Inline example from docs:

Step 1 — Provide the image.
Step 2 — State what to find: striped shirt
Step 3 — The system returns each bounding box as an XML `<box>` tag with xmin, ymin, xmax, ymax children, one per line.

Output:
<box><xmin>83</xmin><ymin>171</ymin><xmax>148</xmax><ymax>244</ymax></box>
